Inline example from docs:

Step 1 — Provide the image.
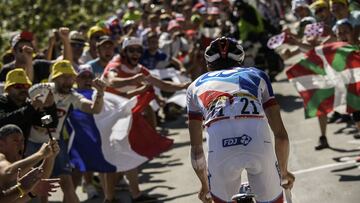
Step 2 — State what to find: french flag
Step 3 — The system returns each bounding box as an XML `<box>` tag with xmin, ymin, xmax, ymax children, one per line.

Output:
<box><xmin>66</xmin><ymin>89</ymin><xmax>173</xmax><ymax>172</ymax></box>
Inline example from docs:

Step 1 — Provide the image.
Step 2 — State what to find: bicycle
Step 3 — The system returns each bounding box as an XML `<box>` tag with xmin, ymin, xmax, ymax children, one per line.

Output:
<box><xmin>231</xmin><ymin>182</ymin><xmax>293</xmax><ymax>203</ymax></box>
<box><xmin>231</xmin><ymin>183</ymin><xmax>255</xmax><ymax>203</ymax></box>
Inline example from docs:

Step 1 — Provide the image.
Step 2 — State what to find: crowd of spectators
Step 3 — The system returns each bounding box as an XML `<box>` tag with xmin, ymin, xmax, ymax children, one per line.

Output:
<box><xmin>0</xmin><ymin>0</ymin><xmax>359</xmax><ymax>202</ymax></box>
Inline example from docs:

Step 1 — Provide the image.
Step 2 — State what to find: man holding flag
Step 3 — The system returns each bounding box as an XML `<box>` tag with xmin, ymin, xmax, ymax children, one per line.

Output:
<box><xmin>102</xmin><ymin>37</ymin><xmax>189</xmax><ymax>202</ymax></box>
<box><xmin>286</xmin><ymin>18</ymin><xmax>360</xmax><ymax>150</ymax></box>
<box><xmin>25</xmin><ymin>60</ymin><xmax>106</xmax><ymax>203</ymax></box>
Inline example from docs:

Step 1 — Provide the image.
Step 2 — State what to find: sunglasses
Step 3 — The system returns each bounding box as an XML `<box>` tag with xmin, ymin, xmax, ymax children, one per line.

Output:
<box><xmin>71</xmin><ymin>43</ymin><xmax>85</xmax><ymax>48</ymax></box>
<box><xmin>11</xmin><ymin>84</ymin><xmax>31</xmax><ymax>89</ymax></box>
<box><xmin>127</xmin><ymin>47</ymin><xmax>143</xmax><ymax>54</ymax></box>
<box><xmin>78</xmin><ymin>72</ymin><xmax>94</xmax><ymax>79</ymax></box>
<box><xmin>92</xmin><ymin>35</ymin><xmax>104</xmax><ymax>42</ymax></box>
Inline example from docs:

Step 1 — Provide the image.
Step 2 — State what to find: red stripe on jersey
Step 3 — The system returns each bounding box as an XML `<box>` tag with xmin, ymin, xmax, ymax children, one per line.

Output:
<box><xmin>272</xmin><ymin>193</ymin><xmax>284</xmax><ymax>203</ymax></box>
<box><xmin>205</xmin><ymin>116</ymin><xmax>230</xmax><ymax>127</ymax></box>
<box><xmin>198</xmin><ymin>90</ymin><xmax>232</xmax><ymax>108</ymax></box>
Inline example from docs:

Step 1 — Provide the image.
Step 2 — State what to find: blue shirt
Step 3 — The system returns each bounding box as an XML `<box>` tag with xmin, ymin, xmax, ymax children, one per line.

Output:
<box><xmin>87</xmin><ymin>58</ymin><xmax>104</xmax><ymax>78</ymax></box>
<box><xmin>140</xmin><ymin>49</ymin><xmax>167</xmax><ymax>70</ymax></box>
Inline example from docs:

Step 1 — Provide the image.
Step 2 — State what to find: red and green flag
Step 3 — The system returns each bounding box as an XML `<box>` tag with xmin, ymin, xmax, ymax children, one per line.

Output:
<box><xmin>286</xmin><ymin>42</ymin><xmax>360</xmax><ymax>118</ymax></box>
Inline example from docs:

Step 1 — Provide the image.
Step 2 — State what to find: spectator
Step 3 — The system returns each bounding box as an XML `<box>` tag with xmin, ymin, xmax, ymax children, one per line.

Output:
<box><xmin>334</xmin><ymin>18</ymin><xmax>359</xmax><ymax>44</ymax></box>
<box><xmin>0</xmin><ymin>28</ymin><xmax>72</xmax><ymax>84</ymax></box>
<box><xmin>68</xmin><ymin>31</ymin><xmax>87</xmax><ymax>70</ymax></box>
<box><xmin>291</xmin><ymin>0</ymin><xmax>312</xmax><ymax>19</ymax></box>
<box><xmin>102</xmin><ymin>37</ymin><xmax>189</xmax><ymax>202</ymax></box>
<box><xmin>79</xmin><ymin>26</ymin><xmax>106</xmax><ymax>64</ymax></box>
<box><xmin>25</xmin><ymin>60</ymin><xmax>106</xmax><ymax>203</ymax></box>
<box><xmin>55</xmin><ymin>30</ymin><xmax>86</xmax><ymax>72</ymax></box>
<box><xmin>0</xmin><ymin>32</ymin><xmax>36</xmax><ymax>82</ymax></box>
<box><xmin>0</xmin><ymin>69</ymin><xmax>58</xmax><ymax>143</ymax></box>
<box><xmin>0</xmin><ymin>124</ymin><xmax>60</xmax><ymax>202</ymax></box>
<box><xmin>0</xmin><ymin>167</ymin><xmax>46</xmax><ymax>202</ymax></box>
<box><xmin>334</xmin><ymin>19</ymin><xmax>360</xmax><ymax>139</ymax></box>
<box><xmin>232</xmin><ymin>0</ymin><xmax>265</xmax><ymax>42</ymax></box>
<box><xmin>122</xmin><ymin>1</ymin><xmax>142</xmax><ymax>24</ymax></box>
<box><xmin>69</xmin><ymin>65</ymin><xmax>101</xmax><ymax>199</ymax></box>
<box><xmin>330</xmin><ymin>0</ymin><xmax>360</xmax><ymax>39</ymax></box>
<box><xmin>310</xmin><ymin>0</ymin><xmax>336</xmax><ymax>28</ymax></box>
<box><xmin>159</xmin><ymin>20</ymin><xmax>190</xmax><ymax>62</ymax></box>
<box><xmin>46</xmin><ymin>28</ymin><xmax>73</xmax><ymax>64</ymax></box>
<box><xmin>142</xmin><ymin>32</ymin><xmax>166</xmax><ymax>68</ymax></box>
<box><xmin>159</xmin><ymin>14</ymin><xmax>172</xmax><ymax>34</ymax></box>
<box><xmin>140</xmin><ymin>14</ymin><xmax>160</xmax><ymax>48</ymax></box>
<box><xmin>140</xmin><ymin>32</ymin><xmax>170</xmax><ymax>70</ymax></box>
<box><xmin>201</xmin><ymin>7</ymin><xmax>222</xmax><ymax>48</ymax></box>
<box><xmin>87</xmin><ymin>36</ymin><xmax>115</xmax><ymax>77</ymax></box>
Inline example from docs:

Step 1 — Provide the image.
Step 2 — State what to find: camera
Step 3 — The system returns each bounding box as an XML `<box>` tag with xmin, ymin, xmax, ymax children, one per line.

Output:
<box><xmin>41</xmin><ymin>115</ymin><xmax>53</xmax><ymax>126</ymax></box>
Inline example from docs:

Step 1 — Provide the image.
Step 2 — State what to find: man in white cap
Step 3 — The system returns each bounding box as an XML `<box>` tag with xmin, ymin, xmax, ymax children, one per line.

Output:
<box><xmin>292</xmin><ymin>0</ymin><xmax>312</xmax><ymax>19</ymax></box>
<box><xmin>102</xmin><ymin>37</ymin><xmax>189</xmax><ymax>202</ymax></box>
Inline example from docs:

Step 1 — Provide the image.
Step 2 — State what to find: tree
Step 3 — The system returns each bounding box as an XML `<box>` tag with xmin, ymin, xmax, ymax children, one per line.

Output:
<box><xmin>0</xmin><ymin>0</ymin><xmax>128</xmax><ymax>53</ymax></box>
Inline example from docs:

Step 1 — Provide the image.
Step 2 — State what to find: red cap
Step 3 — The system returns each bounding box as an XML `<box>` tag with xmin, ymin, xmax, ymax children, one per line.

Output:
<box><xmin>11</xmin><ymin>31</ymin><xmax>33</xmax><ymax>48</ymax></box>
<box><xmin>193</xmin><ymin>2</ymin><xmax>205</xmax><ymax>10</ymax></box>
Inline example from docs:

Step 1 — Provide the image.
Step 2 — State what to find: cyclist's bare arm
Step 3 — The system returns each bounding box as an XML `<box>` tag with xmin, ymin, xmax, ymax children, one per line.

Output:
<box><xmin>188</xmin><ymin>119</ymin><xmax>211</xmax><ymax>203</ymax></box>
<box><xmin>265</xmin><ymin>104</ymin><xmax>295</xmax><ymax>189</ymax></box>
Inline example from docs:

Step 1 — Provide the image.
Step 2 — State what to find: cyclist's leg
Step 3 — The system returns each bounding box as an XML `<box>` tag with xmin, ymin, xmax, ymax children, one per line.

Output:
<box><xmin>206</xmin><ymin>119</ymin><xmax>268</xmax><ymax>202</ymax></box>
<box><xmin>208</xmin><ymin>156</ymin><xmax>244</xmax><ymax>203</ymax></box>
<box><xmin>247</xmin><ymin>146</ymin><xmax>283</xmax><ymax>203</ymax></box>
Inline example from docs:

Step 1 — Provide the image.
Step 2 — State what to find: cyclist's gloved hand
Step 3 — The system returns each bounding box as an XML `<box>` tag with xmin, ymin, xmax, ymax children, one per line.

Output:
<box><xmin>281</xmin><ymin>171</ymin><xmax>295</xmax><ymax>189</ymax></box>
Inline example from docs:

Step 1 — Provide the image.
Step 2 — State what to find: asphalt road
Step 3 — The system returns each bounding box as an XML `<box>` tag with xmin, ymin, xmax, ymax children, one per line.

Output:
<box><xmin>40</xmin><ymin>55</ymin><xmax>360</xmax><ymax>203</ymax></box>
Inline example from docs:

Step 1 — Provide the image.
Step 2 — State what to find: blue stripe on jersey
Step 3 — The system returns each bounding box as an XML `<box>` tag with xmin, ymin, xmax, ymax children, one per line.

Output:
<box><xmin>238</xmin><ymin>71</ymin><xmax>261</xmax><ymax>97</ymax></box>
<box><xmin>195</xmin><ymin>68</ymin><xmax>248</xmax><ymax>87</ymax></box>
<box><xmin>249</xmin><ymin>67</ymin><xmax>274</xmax><ymax>97</ymax></box>
<box><xmin>195</xmin><ymin>67</ymin><xmax>274</xmax><ymax>98</ymax></box>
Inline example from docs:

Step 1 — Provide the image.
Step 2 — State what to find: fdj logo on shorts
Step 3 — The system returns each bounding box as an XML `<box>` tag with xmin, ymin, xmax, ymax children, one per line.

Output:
<box><xmin>222</xmin><ymin>134</ymin><xmax>252</xmax><ymax>147</ymax></box>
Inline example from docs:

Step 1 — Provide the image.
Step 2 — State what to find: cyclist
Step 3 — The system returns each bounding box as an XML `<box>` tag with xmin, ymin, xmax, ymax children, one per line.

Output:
<box><xmin>186</xmin><ymin>37</ymin><xmax>295</xmax><ymax>203</ymax></box>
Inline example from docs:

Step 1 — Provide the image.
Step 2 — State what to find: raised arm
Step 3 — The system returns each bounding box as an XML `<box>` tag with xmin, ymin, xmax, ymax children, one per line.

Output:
<box><xmin>106</xmin><ymin>71</ymin><xmax>145</xmax><ymax>88</ymax></box>
<box><xmin>58</xmin><ymin>27</ymin><xmax>73</xmax><ymax>62</ymax></box>
<box><xmin>0</xmin><ymin>141</ymin><xmax>57</xmax><ymax>184</ymax></box>
<box><xmin>79</xmin><ymin>78</ymin><xmax>106</xmax><ymax>114</ymax></box>
<box><xmin>145</xmin><ymin>74</ymin><xmax>189</xmax><ymax>92</ymax></box>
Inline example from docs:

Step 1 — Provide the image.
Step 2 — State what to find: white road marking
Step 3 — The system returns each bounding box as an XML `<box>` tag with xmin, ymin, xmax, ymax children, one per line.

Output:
<box><xmin>347</xmin><ymin>140</ymin><xmax>360</xmax><ymax>145</ymax></box>
<box><xmin>291</xmin><ymin>138</ymin><xmax>312</xmax><ymax>145</ymax></box>
<box><xmin>294</xmin><ymin>160</ymin><xmax>357</xmax><ymax>175</ymax></box>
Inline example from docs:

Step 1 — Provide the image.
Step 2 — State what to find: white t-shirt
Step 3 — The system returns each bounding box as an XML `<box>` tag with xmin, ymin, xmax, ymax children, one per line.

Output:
<box><xmin>28</xmin><ymin>86</ymin><xmax>87</xmax><ymax>143</ymax></box>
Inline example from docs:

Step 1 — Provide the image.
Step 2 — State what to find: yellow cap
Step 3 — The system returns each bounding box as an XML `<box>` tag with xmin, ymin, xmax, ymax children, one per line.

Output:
<box><xmin>87</xmin><ymin>26</ymin><xmax>105</xmax><ymax>39</ymax></box>
<box><xmin>310</xmin><ymin>0</ymin><xmax>329</xmax><ymax>10</ymax></box>
<box><xmin>50</xmin><ymin>60</ymin><xmax>77</xmax><ymax>80</ymax></box>
<box><xmin>4</xmin><ymin>68</ymin><xmax>32</xmax><ymax>90</ymax></box>
<box><xmin>329</xmin><ymin>0</ymin><xmax>348</xmax><ymax>6</ymax></box>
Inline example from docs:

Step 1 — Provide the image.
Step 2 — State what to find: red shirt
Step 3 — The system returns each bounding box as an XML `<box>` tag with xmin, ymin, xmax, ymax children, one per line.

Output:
<box><xmin>103</xmin><ymin>56</ymin><xmax>151</xmax><ymax>95</ymax></box>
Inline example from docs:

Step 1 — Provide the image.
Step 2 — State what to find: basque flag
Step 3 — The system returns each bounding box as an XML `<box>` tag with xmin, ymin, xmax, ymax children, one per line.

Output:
<box><xmin>286</xmin><ymin>42</ymin><xmax>360</xmax><ymax>118</ymax></box>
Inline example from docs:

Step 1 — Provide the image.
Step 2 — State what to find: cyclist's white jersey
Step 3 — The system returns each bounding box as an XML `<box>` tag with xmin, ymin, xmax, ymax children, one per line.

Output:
<box><xmin>187</xmin><ymin>67</ymin><xmax>277</xmax><ymax>126</ymax></box>
<box><xmin>186</xmin><ymin>67</ymin><xmax>283</xmax><ymax>203</ymax></box>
